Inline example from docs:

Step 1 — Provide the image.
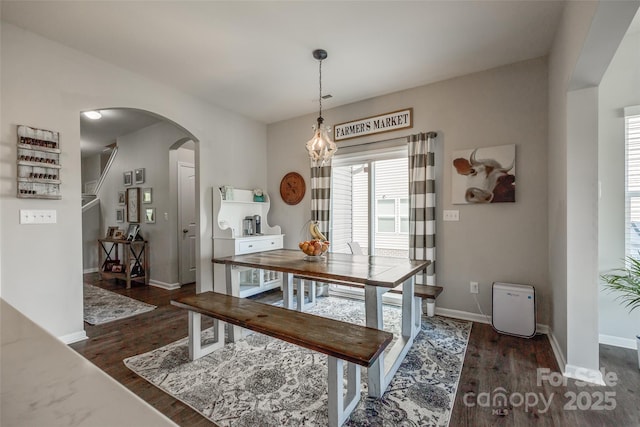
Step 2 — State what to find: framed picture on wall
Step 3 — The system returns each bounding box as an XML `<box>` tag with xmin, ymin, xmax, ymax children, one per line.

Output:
<box><xmin>123</xmin><ymin>171</ymin><xmax>133</xmax><ymax>186</ymax></box>
<box><xmin>118</xmin><ymin>191</ymin><xmax>126</xmax><ymax>205</ymax></box>
<box><xmin>126</xmin><ymin>187</ymin><xmax>140</xmax><ymax>223</ymax></box>
<box><xmin>144</xmin><ymin>208</ymin><xmax>156</xmax><ymax>224</ymax></box>
<box><xmin>116</xmin><ymin>208</ymin><xmax>124</xmax><ymax>223</ymax></box>
<box><xmin>142</xmin><ymin>187</ymin><xmax>152</xmax><ymax>204</ymax></box>
<box><xmin>135</xmin><ymin>168</ymin><xmax>145</xmax><ymax>184</ymax></box>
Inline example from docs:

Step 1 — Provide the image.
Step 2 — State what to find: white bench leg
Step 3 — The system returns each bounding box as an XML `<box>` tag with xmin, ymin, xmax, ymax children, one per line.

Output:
<box><xmin>188</xmin><ymin>311</ymin><xmax>225</xmax><ymax>360</ymax></box>
<box><xmin>414</xmin><ymin>296</ymin><xmax>422</xmax><ymax>335</ymax></box>
<box><xmin>327</xmin><ymin>356</ymin><xmax>361</xmax><ymax>427</ymax></box>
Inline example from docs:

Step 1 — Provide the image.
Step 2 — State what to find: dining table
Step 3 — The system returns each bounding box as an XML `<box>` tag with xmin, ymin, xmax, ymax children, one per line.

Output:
<box><xmin>212</xmin><ymin>248</ymin><xmax>430</xmax><ymax>398</ymax></box>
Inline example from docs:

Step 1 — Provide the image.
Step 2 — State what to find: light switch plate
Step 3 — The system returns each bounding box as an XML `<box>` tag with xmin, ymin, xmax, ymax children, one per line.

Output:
<box><xmin>20</xmin><ymin>209</ymin><xmax>57</xmax><ymax>224</ymax></box>
<box><xmin>443</xmin><ymin>210</ymin><xmax>459</xmax><ymax>221</ymax></box>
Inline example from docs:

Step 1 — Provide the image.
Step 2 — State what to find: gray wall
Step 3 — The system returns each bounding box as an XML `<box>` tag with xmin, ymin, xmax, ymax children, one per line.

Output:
<box><xmin>547</xmin><ymin>0</ymin><xmax>598</xmax><ymax>367</ymax></box>
<box><xmin>1</xmin><ymin>22</ymin><xmax>267</xmax><ymax>340</ymax></box>
<box><xmin>82</xmin><ymin>201</ymin><xmax>101</xmax><ymax>272</ymax></box>
<box><xmin>98</xmin><ymin>122</ymin><xmax>190</xmax><ymax>286</ymax></box>
<box><xmin>267</xmin><ymin>57</ymin><xmax>550</xmax><ymax>324</ymax></box>
<box><xmin>598</xmin><ymin>29</ymin><xmax>640</xmax><ymax>344</ymax></box>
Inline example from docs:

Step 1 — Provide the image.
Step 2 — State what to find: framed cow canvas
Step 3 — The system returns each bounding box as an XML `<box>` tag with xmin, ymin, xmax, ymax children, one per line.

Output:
<box><xmin>451</xmin><ymin>144</ymin><xmax>515</xmax><ymax>204</ymax></box>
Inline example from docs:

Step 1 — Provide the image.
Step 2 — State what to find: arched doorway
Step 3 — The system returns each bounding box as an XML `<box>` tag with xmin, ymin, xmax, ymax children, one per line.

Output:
<box><xmin>81</xmin><ymin>108</ymin><xmax>200</xmax><ymax>294</ymax></box>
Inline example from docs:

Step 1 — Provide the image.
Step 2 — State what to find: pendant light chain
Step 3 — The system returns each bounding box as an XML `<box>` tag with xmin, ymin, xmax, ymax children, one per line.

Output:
<box><xmin>318</xmin><ymin>58</ymin><xmax>323</xmax><ymax>119</ymax></box>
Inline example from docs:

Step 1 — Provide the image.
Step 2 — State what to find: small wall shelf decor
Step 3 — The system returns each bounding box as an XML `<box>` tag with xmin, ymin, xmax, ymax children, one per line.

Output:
<box><xmin>16</xmin><ymin>125</ymin><xmax>61</xmax><ymax>199</ymax></box>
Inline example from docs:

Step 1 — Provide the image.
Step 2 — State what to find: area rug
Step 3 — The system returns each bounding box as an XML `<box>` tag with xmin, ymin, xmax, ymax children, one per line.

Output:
<box><xmin>83</xmin><ymin>284</ymin><xmax>156</xmax><ymax>325</ymax></box>
<box><xmin>124</xmin><ymin>296</ymin><xmax>471</xmax><ymax>426</ymax></box>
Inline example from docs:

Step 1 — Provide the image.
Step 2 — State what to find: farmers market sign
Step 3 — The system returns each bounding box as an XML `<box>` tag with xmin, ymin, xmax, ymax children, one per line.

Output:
<box><xmin>333</xmin><ymin>108</ymin><xmax>413</xmax><ymax>141</ymax></box>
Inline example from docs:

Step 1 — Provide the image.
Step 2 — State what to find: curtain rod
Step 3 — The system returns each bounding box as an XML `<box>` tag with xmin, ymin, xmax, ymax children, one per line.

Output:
<box><xmin>337</xmin><ymin>131</ymin><xmax>438</xmax><ymax>150</ymax></box>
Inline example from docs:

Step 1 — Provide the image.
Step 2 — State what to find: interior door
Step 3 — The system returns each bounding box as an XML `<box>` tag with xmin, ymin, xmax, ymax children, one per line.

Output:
<box><xmin>178</xmin><ymin>162</ymin><xmax>196</xmax><ymax>285</ymax></box>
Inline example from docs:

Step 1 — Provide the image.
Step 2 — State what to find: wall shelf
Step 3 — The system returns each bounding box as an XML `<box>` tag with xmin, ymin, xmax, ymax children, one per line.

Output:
<box><xmin>16</xmin><ymin>125</ymin><xmax>62</xmax><ymax>199</ymax></box>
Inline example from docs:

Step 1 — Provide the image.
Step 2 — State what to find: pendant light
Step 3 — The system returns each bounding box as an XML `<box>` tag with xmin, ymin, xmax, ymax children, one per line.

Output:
<box><xmin>306</xmin><ymin>49</ymin><xmax>337</xmax><ymax>166</ymax></box>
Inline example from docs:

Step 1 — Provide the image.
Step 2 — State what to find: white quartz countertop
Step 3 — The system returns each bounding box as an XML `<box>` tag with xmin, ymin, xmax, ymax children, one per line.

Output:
<box><xmin>1</xmin><ymin>299</ymin><xmax>177</xmax><ymax>426</ymax></box>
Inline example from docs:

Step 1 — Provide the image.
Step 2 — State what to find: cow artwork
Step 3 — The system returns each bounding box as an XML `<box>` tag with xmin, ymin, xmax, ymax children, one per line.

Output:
<box><xmin>451</xmin><ymin>144</ymin><xmax>516</xmax><ymax>204</ymax></box>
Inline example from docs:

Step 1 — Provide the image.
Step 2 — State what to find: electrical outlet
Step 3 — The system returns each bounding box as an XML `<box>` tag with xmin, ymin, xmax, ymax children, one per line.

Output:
<box><xmin>443</xmin><ymin>210</ymin><xmax>459</xmax><ymax>221</ymax></box>
<box><xmin>470</xmin><ymin>281</ymin><xmax>479</xmax><ymax>294</ymax></box>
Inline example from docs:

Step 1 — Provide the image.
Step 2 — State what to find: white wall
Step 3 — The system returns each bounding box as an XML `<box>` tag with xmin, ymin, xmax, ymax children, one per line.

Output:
<box><xmin>598</xmin><ymin>29</ymin><xmax>640</xmax><ymax>347</ymax></box>
<box><xmin>0</xmin><ymin>23</ymin><xmax>267</xmax><ymax>340</ymax></box>
<box><xmin>547</xmin><ymin>0</ymin><xmax>599</xmax><ymax>369</ymax></box>
<box><xmin>98</xmin><ymin>121</ymin><xmax>190</xmax><ymax>286</ymax></box>
<box><xmin>268</xmin><ymin>57</ymin><xmax>550</xmax><ymax>324</ymax></box>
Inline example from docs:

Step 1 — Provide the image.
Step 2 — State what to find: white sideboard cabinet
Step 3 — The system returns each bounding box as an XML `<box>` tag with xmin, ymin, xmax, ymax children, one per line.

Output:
<box><xmin>212</xmin><ymin>187</ymin><xmax>284</xmax><ymax>297</ymax></box>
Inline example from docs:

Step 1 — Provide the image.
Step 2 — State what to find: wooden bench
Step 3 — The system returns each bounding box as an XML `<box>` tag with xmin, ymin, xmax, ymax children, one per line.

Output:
<box><xmin>171</xmin><ymin>292</ymin><xmax>393</xmax><ymax>427</ymax></box>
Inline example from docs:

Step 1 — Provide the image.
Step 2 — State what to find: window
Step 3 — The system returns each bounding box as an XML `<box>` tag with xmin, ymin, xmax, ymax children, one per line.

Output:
<box><xmin>376</xmin><ymin>198</ymin><xmax>409</xmax><ymax>234</ymax></box>
<box><xmin>330</xmin><ymin>144</ymin><xmax>408</xmax><ymax>258</ymax></box>
<box><xmin>376</xmin><ymin>199</ymin><xmax>395</xmax><ymax>232</ymax></box>
<box><xmin>625</xmin><ymin>107</ymin><xmax>640</xmax><ymax>258</ymax></box>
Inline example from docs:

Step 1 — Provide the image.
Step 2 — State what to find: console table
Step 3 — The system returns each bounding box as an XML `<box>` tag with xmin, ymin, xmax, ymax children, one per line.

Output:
<box><xmin>98</xmin><ymin>238</ymin><xmax>149</xmax><ymax>289</ymax></box>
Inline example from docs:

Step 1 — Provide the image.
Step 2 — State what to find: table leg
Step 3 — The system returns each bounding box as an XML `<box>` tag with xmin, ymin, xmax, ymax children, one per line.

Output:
<box><xmin>294</xmin><ymin>279</ymin><xmax>317</xmax><ymax>312</ymax></box>
<box><xmin>365</xmin><ymin>276</ymin><xmax>416</xmax><ymax>398</ymax></box>
<box><xmin>296</xmin><ymin>279</ymin><xmax>304</xmax><ymax>312</ymax></box>
<box><xmin>283</xmin><ymin>272</ymin><xmax>294</xmax><ymax>309</ymax></box>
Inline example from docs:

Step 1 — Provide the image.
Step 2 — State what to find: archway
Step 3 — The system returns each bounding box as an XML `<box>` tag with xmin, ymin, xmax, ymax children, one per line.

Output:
<box><xmin>80</xmin><ymin>107</ymin><xmax>200</xmax><ymax>298</ymax></box>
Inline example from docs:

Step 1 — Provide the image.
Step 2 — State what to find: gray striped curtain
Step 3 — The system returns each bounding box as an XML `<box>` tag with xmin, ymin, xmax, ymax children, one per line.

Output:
<box><xmin>310</xmin><ymin>161</ymin><xmax>332</xmax><ymax>241</ymax></box>
<box><xmin>408</xmin><ymin>132</ymin><xmax>436</xmax><ymax>285</ymax></box>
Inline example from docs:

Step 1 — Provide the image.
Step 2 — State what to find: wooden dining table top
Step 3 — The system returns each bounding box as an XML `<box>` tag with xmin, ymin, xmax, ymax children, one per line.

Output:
<box><xmin>212</xmin><ymin>249</ymin><xmax>430</xmax><ymax>288</ymax></box>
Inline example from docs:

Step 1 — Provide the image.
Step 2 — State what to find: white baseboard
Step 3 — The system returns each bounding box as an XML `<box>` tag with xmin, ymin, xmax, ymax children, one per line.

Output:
<box><xmin>59</xmin><ymin>330</ymin><xmax>88</xmax><ymax>344</ymax></box>
<box><xmin>435</xmin><ymin>307</ymin><xmax>492</xmax><ymax>324</ymax></box>
<box><xmin>83</xmin><ymin>267</ymin><xmax>100</xmax><ymax>274</ymax></box>
<box><xmin>599</xmin><ymin>333</ymin><xmax>638</xmax><ymax>350</ymax></box>
<box><xmin>564</xmin><ymin>364</ymin><xmax>605</xmax><ymax>386</ymax></box>
<box><xmin>149</xmin><ymin>279</ymin><xmax>181</xmax><ymax>290</ymax></box>
<box><xmin>434</xmin><ymin>306</ymin><xmax>550</xmax><ymax>335</ymax></box>
<box><xmin>547</xmin><ymin>329</ymin><xmax>567</xmax><ymax>374</ymax></box>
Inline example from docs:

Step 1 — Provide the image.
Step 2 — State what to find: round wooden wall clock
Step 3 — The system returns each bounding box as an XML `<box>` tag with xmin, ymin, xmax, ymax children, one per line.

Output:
<box><xmin>280</xmin><ymin>172</ymin><xmax>306</xmax><ymax>205</ymax></box>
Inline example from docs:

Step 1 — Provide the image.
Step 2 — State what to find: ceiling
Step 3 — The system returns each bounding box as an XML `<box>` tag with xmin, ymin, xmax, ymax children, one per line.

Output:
<box><xmin>79</xmin><ymin>109</ymin><xmax>162</xmax><ymax>157</ymax></box>
<box><xmin>2</xmin><ymin>0</ymin><xmax>567</xmax><ymax>126</ymax></box>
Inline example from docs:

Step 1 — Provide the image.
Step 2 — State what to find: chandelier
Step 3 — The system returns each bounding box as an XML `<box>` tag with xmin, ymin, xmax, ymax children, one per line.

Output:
<box><xmin>306</xmin><ymin>49</ymin><xmax>337</xmax><ymax>166</ymax></box>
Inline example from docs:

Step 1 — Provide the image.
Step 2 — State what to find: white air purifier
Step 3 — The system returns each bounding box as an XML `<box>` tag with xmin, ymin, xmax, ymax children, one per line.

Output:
<box><xmin>492</xmin><ymin>282</ymin><xmax>536</xmax><ymax>338</ymax></box>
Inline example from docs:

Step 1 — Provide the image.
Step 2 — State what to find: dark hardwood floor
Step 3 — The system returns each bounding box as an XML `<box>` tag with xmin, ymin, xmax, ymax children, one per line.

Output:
<box><xmin>72</xmin><ymin>274</ymin><xmax>639</xmax><ymax>426</ymax></box>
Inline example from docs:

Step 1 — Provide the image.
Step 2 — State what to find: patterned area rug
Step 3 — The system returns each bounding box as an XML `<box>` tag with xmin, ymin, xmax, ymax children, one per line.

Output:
<box><xmin>124</xmin><ymin>296</ymin><xmax>470</xmax><ymax>426</ymax></box>
<box><xmin>83</xmin><ymin>284</ymin><xmax>156</xmax><ymax>325</ymax></box>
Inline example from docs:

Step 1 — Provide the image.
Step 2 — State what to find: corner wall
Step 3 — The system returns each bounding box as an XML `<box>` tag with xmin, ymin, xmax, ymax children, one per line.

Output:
<box><xmin>268</xmin><ymin>57</ymin><xmax>550</xmax><ymax>325</ymax></box>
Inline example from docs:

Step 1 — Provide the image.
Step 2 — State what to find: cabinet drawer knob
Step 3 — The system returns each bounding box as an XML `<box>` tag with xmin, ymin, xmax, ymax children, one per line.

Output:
<box><xmin>248</xmin><ymin>244</ymin><xmax>253</xmax><ymax>248</ymax></box>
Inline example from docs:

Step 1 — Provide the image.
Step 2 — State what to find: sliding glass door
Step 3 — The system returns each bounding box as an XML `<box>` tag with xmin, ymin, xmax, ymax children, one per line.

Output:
<box><xmin>330</xmin><ymin>148</ymin><xmax>408</xmax><ymax>258</ymax></box>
